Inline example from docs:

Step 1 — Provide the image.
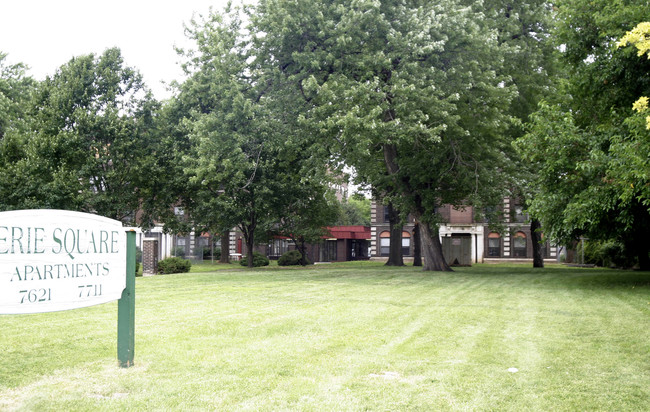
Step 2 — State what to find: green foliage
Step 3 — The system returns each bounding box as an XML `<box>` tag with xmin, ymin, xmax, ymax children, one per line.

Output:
<box><xmin>336</xmin><ymin>196</ymin><xmax>371</xmax><ymax>226</ymax></box>
<box><xmin>0</xmin><ymin>53</ymin><xmax>38</xmax><ymax>211</ymax></box>
<box><xmin>0</xmin><ymin>52</ymin><xmax>34</xmax><ymax>139</ymax></box>
<box><xmin>516</xmin><ymin>0</ymin><xmax>650</xmax><ymax>269</ymax></box>
<box><xmin>200</xmin><ymin>246</ymin><xmax>220</xmax><ymax>260</ymax></box>
<box><xmin>579</xmin><ymin>240</ymin><xmax>637</xmax><ymax>269</ymax></box>
<box><xmin>249</xmin><ymin>0</ymin><xmax>548</xmax><ymax>269</ymax></box>
<box><xmin>0</xmin><ymin>48</ymin><xmax>160</xmax><ymax>220</ymax></box>
<box><xmin>174</xmin><ymin>5</ymin><xmax>336</xmax><ymax>267</ymax></box>
<box><xmin>277</xmin><ymin>250</ymin><xmax>312</xmax><ymax>266</ymax></box>
<box><xmin>157</xmin><ymin>257</ymin><xmax>192</xmax><ymax>274</ymax></box>
<box><xmin>239</xmin><ymin>252</ymin><xmax>270</xmax><ymax>268</ymax></box>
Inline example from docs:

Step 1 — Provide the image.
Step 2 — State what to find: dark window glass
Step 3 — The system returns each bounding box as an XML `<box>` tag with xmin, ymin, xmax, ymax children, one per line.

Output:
<box><xmin>488</xmin><ymin>237</ymin><xmax>500</xmax><ymax>257</ymax></box>
<box><xmin>401</xmin><ymin>234</ymin><xmax>410</xmax><ymax>256</ymax></box>
<box><xmin>513</xmin><ymin>234</ymin><xmax>527</xmax><ymax>257</ymax></box>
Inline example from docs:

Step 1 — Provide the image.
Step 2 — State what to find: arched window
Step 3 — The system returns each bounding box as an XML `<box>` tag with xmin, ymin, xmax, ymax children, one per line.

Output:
<box><xmin>379</xmin><ymin>231</ymin><xmax>390</xmax><ymax>256</ymax></box>
<box><xmin>402</xmin><ymin>231</ymin><xmax>411</xmax><ymax>256</ymax></box>
<box><xmin>488</xmin><ymin>232</ymin><xmax>500</xmax><ymax>257</ymax></box>
<box><xmin>513</xmin><ymin>231</ymin><xmax>527</xmax><ymax>257</ymax></box>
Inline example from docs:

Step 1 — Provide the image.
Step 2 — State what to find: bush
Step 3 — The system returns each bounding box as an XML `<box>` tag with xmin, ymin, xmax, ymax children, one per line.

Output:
<box><xmin>201</xmin><ymin>246</ymin><xmax>211</xmax><ymax>259</ymax></box>
<box><xmin>158</xmin><ymin>257</ymin><xmax>192</xmax><ymax>274</ymax></box>
<box><xmin>135</xmin><ymin>262</ymin><xmax>142</xmax><ymax>277</ymax></box>
<box><xmin>239</xmin><ymin>252</ymin><xmax>270</xmax><ymax>267</ymax></box>
<box><xmin>278</xmin><ymin>250</ymin><xmax>311</xmax><ymax>266</ymax></box>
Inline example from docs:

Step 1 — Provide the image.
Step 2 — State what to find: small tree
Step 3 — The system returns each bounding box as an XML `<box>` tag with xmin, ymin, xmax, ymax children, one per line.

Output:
<box><xmin>271</xmin><ymin>175</ymin><xmax>339</xmax><ymax>266</ymax></box>
<box><xmin>336</xmin><ymin>194</ymin><xmax>371</xmax><ymax>226</ymax></box>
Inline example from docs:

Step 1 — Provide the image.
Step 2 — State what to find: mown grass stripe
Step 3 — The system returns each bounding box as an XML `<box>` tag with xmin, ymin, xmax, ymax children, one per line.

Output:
<box><xmin>1</xmin><ymin>263</ymin><xmax>648</xmax><ymax>411</ymax></box>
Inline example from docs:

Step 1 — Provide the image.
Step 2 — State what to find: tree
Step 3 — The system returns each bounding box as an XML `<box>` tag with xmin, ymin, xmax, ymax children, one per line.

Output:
<box><xmin>618</xmin><ymin>22</ymin><xmax>650</xmax><ymax>130</ymax></box>
<box><xmin>176</xmin><ymin>5</ymin><xmax>336</xmax><ymax>268</ymax></box>
<box><xmin>0</xmin><ymin>53</ymin><xmax>37</xmax><ymax>211</ymax></box>
<box><xmin>516</xmin><ymin>1</ymin><xmax>650</xmax><ymax>269</ymax></box>
<box><xmin>0</xmin><ymin>53</ymin><xmax>34</xmax><ymax>139</ymax></box>
<box><xmin>412</xmin><ymin>222</ymin><xmax>422</xmax><ymax>267</ymax></box>
<box><xmin>486</xmin><ymin>0</ymin><xmax>558</xmax><ymax>269</ymax></box>
<box><xmin>251</xmin><ymin>0</ymin><xmax>516</xmax><ymax>270</ymax></box>
<box><xmin>136</xmin><ymin>94</ymin><xmax>195</xmax><ymax>234</ymax></box>
<box><xmin>384</xmin><ymin>202</ymin><xmax>404</xmax><ymax>267</ymax></box>
<box><xmin>336</xmin><ymin>194</ymin><xmax>371</xmax><ymax>226</ymax></box>
<box><xmin>0</xmin><ymin>49</ymin><xmax>159</xmax><ymax>219</ymax></box>
<box><xmin>272</xmin><ymin>179</ymin><xmax>339</xmax><ymax>266</ymax></box>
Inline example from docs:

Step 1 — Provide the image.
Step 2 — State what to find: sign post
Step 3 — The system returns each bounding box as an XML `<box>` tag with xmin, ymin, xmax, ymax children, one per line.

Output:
<box><xmin>118</xmin><ymin>230</ymin><xmax>136</xmax><ymax>367</ymax></box>
<box><xmin>0</xmin><ymin>210</ymin><xmax>136</xmax><ymax>367</ymax></box>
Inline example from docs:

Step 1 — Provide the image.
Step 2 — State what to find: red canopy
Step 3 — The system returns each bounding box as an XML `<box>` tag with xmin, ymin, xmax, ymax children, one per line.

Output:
<box><xmin>325</xmin><ymin>226</ymin><xmax>371</xmax><ymax>240</ymax></box>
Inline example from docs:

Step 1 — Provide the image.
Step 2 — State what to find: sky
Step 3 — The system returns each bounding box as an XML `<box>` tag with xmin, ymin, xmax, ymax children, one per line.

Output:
<box><xmin>0</xmin><ymin>0</ymin><xmax>234</xmax><ymax>100</ymax></box>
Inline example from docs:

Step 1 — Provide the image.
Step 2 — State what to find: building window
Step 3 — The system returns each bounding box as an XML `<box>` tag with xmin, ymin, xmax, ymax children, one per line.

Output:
<box><xmin>513</xmin><ymin>232</ymin><xmax>527</xmax><ymax>257</ymax></box>
<box><xmin>402</xmin><ymin>231</ymin><xmax>411</xmax><ymax>256</ymax></box>
<box><xmin>270</xmin><ymin>239</ymin><xmax>289</xmax><ymax>257</ymax></box>
<box><xmin>379</xmin><ymin>231</ymin><xmax>390</xmax><ymax>256</ymax></box>
<box><xmin>320</xmin><ymin>240</ymin><xmax>337</xmax><ymax>262</ymax></box>
<box><xmin>383</xmin><ymin>206</ymin><xmax>390</xmax><ymax>223</ymax></box>
<box><xmin>513</xmin><ymin>205</ymin><xmax>527</xmax><ymax>223</ymax></box>
<box><xmin>488</xmin><ymin>232</ymin><xmax>501</xmax><ymax>257</ymax></box>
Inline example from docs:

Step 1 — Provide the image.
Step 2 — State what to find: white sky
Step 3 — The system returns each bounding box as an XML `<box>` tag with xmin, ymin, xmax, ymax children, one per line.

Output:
<box><xmin>0</xmin><ymin>0</ymin><xmax>234</xmax><ymax>100</ymax></box>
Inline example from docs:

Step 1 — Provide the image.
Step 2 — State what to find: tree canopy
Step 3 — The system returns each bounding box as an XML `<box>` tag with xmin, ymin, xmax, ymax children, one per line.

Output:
<box><xmin>171</xmin><ymin>5</ymin><xmax>338</xmax><ymax>267</ymax></box>
<box><xmin>249</xmin><ymin>0</ymin><xmax>555</xmax><ymax>270</ymax></box>
<box><xmin>516</xmin><ymin>2</ymin><xmax>650</xmax><ymax>269</ymax></box>
<box><xmin>0</xmin><ymin>49</ymin><xmax>159</xmax><ymax>220</ymax></box>
<box><xmin>3</xmin><ymin>1</ymin><xmax>647</xmax><ymax>270</ymax></box>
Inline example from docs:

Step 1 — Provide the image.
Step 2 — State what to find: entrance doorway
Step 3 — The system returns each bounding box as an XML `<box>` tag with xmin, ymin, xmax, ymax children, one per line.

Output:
<box><xmin>442</xmin><ymin>234</ymin><xmax>472</xmax><ymax>266</ymax></box>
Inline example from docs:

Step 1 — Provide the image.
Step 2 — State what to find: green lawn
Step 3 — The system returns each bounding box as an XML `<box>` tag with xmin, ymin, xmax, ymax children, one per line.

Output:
<box><xmin>1</xmin><ymin>263</ymin><xmax>649</xmax><ymax>411</ymax></box>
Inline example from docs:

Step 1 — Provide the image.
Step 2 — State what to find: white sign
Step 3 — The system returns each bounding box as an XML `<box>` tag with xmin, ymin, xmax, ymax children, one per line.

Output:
<box><xmin>0</xmin><ymin>210</ymin><xmax>126</xmax><ymax>314</ymax></box>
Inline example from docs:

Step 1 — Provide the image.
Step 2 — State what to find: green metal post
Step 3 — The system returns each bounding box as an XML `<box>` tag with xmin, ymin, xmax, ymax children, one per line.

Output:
<box><xmin>118</xmin><ymin>230</ymin><xmax>136</xmax><ymax>367</ymax></box>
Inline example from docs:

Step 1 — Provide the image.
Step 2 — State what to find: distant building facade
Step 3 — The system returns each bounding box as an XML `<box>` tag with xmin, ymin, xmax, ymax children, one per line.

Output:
<box><xmin>231</xmin><ymin>225</ymin><xmax>371</xmax><ymax>263</ymax></box>
<box><xmin>370</xmin><ymin>198</ymin><xmax>558</xmax><ymax>265</ymax></box>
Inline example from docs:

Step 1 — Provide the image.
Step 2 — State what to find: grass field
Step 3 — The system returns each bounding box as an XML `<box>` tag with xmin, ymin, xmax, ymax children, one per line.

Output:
<box><xmin>1</xmin><ymin>263</ymin><xmax>649</xmax><ymax>411</ymax></box>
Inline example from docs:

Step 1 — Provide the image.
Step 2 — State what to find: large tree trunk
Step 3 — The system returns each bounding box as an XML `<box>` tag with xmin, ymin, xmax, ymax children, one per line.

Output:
<box><xmin>220</xmin><ymin>231</ymin><xmax>230</xmax><ymax>263</ymax></box>
<box><xmin>531</xmin><ymin>218</ymin><xmax>544</xmax><ymax>268</ymax></box>
<box><xmin>382</xmin><ymin>142</ymin><xmax>447</xmax><ymax>271</ymax></box>
<box><xmin>242</xmin><ymin>213</ymin><xmax>257</xmax><ymax>268</ymax></box>
<box><xmin>245</xmin><ymin>233</ymin><xmax>255</xmax><ymax>268</ymax></box>
<box><xmin>418</xmin><ymin>219</ymin><xmax>453</xmax><ymax>271</ymax></box>
<box><xmin>412</xmin><ymin>222</ymin><xmax>422</xmax><ymax>267</ymax></box>
<box><xmin>385</xmin><ymin>203</ymin><xmax>404</xmax><ymax>266</ymax></box>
